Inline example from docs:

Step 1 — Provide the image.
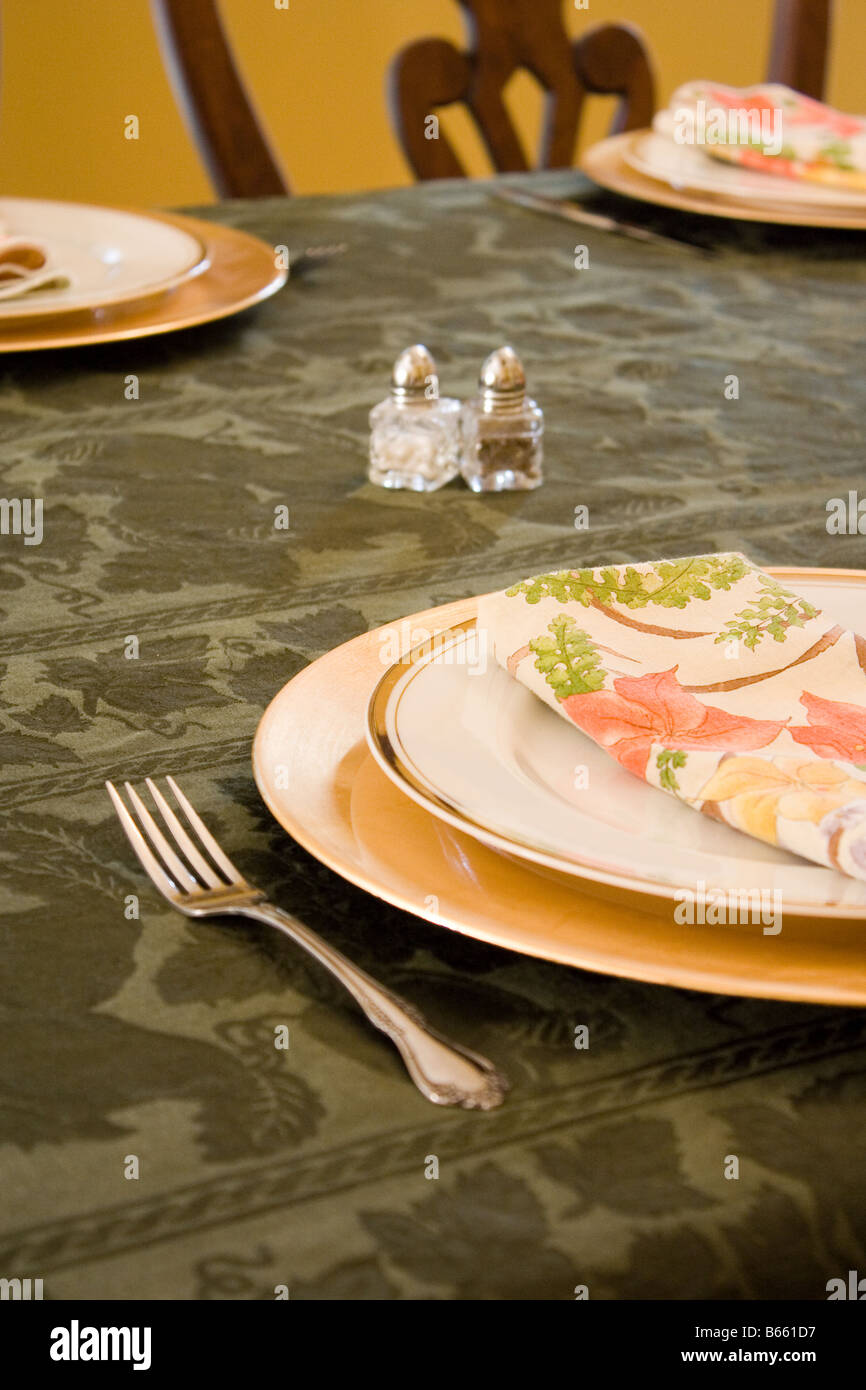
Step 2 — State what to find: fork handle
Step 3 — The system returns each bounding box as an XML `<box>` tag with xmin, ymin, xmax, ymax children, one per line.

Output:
<box><xmin>238</xmin><ymin>902</ymin><xmax>508</xmax><ymax>1110</ymax></box>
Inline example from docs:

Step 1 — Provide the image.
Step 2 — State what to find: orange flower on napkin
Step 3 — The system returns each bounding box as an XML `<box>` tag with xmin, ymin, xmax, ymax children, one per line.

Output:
<box><xmin>561</xmin><ymin>667</ymin><xmax>784</xmax><ymax>779</ymax></box>
<box><xmin>790</xmin><ymin>692</ymin><xmax>866</xmax><ymax>764</ymax></box>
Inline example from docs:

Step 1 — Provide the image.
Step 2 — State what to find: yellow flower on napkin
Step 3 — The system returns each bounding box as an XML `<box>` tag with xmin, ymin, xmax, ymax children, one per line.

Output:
<box><xmin>698</xmin><ymin>756</ymin><xmax>866</xmax><ymax>847</ymax></box>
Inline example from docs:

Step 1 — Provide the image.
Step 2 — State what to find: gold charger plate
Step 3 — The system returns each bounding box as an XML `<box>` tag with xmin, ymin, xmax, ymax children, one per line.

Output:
<box><xmin>0</xmin><ymin>211</ymin><xmax>286</xmax><ymax>351</ymax></box>
<box><xmin>252</xmin><ymin>585</ymin><xmax>866</xmax><ymax>1006</ymax></box>
<box><xmin>582</xmin><ymin>131</ymin><xmax>866</xmax><ymax>230</ymax></box>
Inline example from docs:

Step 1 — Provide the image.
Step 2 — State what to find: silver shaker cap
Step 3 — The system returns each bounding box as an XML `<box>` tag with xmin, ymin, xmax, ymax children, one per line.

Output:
<box><xmin>391</xmin><ymin>344</ymin><xmax>438</xmax><ymax>401</ymax></box>
<box><xmin>479</xmin><ymin>345</ymin><xmax>526</xmax><ymax>412</ymax></box>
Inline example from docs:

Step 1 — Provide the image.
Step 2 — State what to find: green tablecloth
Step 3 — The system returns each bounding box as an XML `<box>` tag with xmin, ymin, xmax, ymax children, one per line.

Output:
<box><xmin>2</xmin><ymin>174</ymin><xmax>866</xmax><ymax>1301</ymax></box>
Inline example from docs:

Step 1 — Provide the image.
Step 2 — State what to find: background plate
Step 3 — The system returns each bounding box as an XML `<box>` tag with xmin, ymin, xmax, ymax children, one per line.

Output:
<box><xmin>627</xmin><ymin>130</ymin><xmax>866</xmax><ymax>210</ymax></box>
<box><xmin>0</xmin><ymin>212</ymin><xmax>286</xmax><ymax>351</ymax></box>
<box><xmin>582</xmin><ymin>132</ymin><xmax>866</xmax><ymax>229</ymax></box>
<box><xmin>0</xmin><ymin>197</ymin><xmax>207</xmax><ymax>319</ymax></box>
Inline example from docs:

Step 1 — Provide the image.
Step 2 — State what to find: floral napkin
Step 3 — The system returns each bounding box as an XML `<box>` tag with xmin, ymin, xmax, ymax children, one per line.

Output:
<box><xmin>653</xmin><ymin>82</ymin><xmax>866</xmax><ymax>190</ymax></box>
<box><xmin>478</xmin><ymin>554</ymin><xmax>866</xmax><ymax>880</ymax></box>
<box><xmin>0</xmin><ymin>236</ymin><xmax>71</xmax><ymax>300</ymax></box>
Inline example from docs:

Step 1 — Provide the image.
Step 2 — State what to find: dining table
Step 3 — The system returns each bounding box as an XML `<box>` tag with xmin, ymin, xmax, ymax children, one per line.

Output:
<box><xmin>2</xmin><ymin>168</ymin><xmax>866</xmax><ymax>1303</ymax></box>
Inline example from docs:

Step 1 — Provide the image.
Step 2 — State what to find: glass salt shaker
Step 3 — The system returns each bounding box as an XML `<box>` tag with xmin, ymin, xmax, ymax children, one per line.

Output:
<box><xmin>368</xmin><ymin>344</ymin><xmax>461</xmax><ymax>491</ymax></box>
<box><xmin>460</xmin><ymin>346</ymin><xmax>544</xmax><ymax>492</ymax></box>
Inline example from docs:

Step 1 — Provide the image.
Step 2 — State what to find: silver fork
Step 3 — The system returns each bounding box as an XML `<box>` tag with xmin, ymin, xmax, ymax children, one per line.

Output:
<box><xmin>105</xmin><ymin>776</ymin><xmax>508</xmax><ymax>1110</ymax></box>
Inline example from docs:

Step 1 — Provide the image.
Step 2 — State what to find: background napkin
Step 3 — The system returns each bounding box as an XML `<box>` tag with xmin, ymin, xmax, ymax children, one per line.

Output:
<box><xmin>479</xmin><ymin>554</ymin><xmax>866</xmax><ymax>880</ymax></box>
<box><xmin>654</xmin><ymin>82</ymin><xmax>866</xmax><ymax>189</ymax></box>
<box><xmin>0</xmin><ymin>235</ymin><xmax>71</xmax><ymax>299</ymax></box>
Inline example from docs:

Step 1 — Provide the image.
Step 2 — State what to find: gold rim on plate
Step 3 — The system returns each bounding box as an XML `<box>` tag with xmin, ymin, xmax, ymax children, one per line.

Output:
<box><xmin>252</xmin><ymin>572</ymin><xmax>866</xmax><ymax>1005</ymax></box>
<box><xmin>581</xmin><ymin>131</ymin><xmax>866</xmax><ymax>229</ymax></box>
<box><xmin>0</xmin><ymin>211</ymin><xmax>287</xmax><ymax>351</ymax></box>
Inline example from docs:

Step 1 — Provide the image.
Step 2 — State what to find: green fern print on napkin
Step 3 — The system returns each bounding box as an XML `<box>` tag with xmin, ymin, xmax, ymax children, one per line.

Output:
<box><xmin>529</xmin><ymin>617</ymin><xmax>605</xmax><ymax>699</ymax></box>
<box><xmin>656</xmin><ymin>749</ymin><xmax>688</xmax><ymax>792</ymax></box>
<box><xmin>506</xmin><ymin>555</ymin><xmax>750</xmax><ymax>610</ymax></box>
<box><xmin>715</xmin><ymin>575</ymin><xmax>818</xmax><ymax>650</ymax></box>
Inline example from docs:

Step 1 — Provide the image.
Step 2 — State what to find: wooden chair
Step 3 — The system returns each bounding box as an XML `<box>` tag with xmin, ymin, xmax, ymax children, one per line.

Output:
<box><xmin>767</xmin><ymin>0</ymin><xmax>833</xmax><ymax>100</ymax></box>
<box><xmin>150</xmin><ymin>0</ymin><xmax>289</xmax><ymax>197</ymax></box>
<box><xmin>388</xmin><ymin>1</ymin><xmax>656</xmax><ymax>180</ymax></box>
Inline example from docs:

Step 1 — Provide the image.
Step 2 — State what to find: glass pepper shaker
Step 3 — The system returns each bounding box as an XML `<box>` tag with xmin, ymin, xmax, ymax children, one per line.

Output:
<box><xmin>460</xmin><ymin>346</ymin><xmax>544</xmax><ymax>492</ymax></box>
<box><xmin>368</xmin><ymin>344</ymin><xmax>461</xmax><ymax>492</ymax></box>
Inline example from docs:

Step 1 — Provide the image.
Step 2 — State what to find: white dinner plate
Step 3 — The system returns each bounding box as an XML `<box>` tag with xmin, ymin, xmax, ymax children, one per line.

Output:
<box><xmin>0</xmin><ymin>197</ymin><xmax>208</xmax><ymax>320</ymax></box>
<box><xmin>367</xmin><ymin>569</ymin><xmax>866</xmax><ymax>920</ymax></box>
<box><xmin>626</xmin><ymin>131</ymin><xmax>866</xmax><ymax>211</ymax></box>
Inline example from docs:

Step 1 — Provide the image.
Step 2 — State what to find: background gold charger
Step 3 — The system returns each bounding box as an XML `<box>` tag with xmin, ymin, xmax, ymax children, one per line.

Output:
<box><xmin>0</xmin><ymin>211</ymin><xmax>286</xmax><ymax>352</ymax></box>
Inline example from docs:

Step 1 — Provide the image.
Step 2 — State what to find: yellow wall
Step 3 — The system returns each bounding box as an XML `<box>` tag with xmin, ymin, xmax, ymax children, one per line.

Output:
<box><xmin>0</xmin><ymin>1</ymin><xmax>864</xmax><ymax>206</ymax></box>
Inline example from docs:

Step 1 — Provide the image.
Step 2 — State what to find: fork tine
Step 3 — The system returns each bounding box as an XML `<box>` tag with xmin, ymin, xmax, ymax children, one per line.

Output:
<box><xmin>105</xmin><ymin>781</ymin><xmax>179</xmax><ymax>903</ymax></box>
<box><xmin>165</xmin><ymin>775</ymin><xmax>243</xmax><ymax>881</ymax></box>
<box><xmin>124</xmin><ymin>782</ymin><xmax>198</xmax><ymax>891</ymax></box>
<box><xmin>145</xmin><ymin>778</ymin><xmax>224</xmax><ymax>889</ymax></box>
